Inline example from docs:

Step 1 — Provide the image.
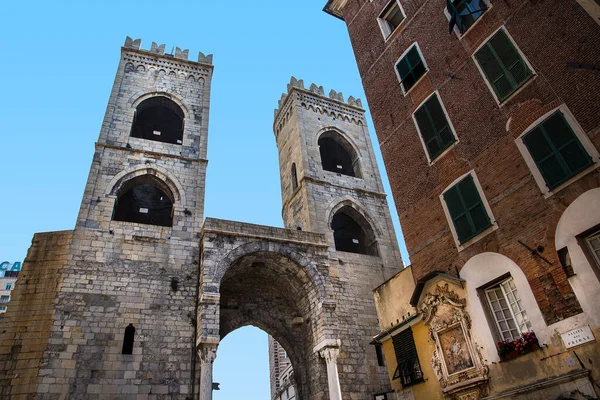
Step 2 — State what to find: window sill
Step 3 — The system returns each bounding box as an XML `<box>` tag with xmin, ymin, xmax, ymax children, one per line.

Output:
<box><xmin>496</xmin><ymin>75</ymin><xmax>537</xmax><ymax>107</ymax></box>
<box><xmin>456</xmin><ymin>222</ymin><xmax>498</xmax><ymax>252</ymax></box>
<box><xmin>429</xmin><ymin>140</ymin><xmax>459</xmax><ymax>166</ymax></box>
<box><xmin>402</xmin><ymin>71</ymin><xmax>429</xmax><ymax>97</ymax></box>
<box><xmin>498</xmin><ymin>342</ymin><xmax>542</xmax><ymax>362</ymax></box>
<box><xmin>542</xmin><ymin>162</ymin><xmax>598</xmax><ymax>199</ymax></box>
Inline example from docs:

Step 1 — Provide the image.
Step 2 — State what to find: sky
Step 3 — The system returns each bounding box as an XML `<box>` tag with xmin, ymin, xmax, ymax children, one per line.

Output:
<box><xmin>0</xmin><ymin>1</ymin><xmax>408</xmax><ymax>398</ymax></box>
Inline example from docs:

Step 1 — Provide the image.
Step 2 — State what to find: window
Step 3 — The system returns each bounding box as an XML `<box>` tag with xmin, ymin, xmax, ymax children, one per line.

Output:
<box><xmin>375</xmin><ymin>344</ymin><xmax>385</xmax><ymax>366</ymax></box>
<box><xmin>5</xmin><ymin>284</ymin><xmax>11</xmax><ymax>290</ymax></box>
<box><xmin>396</xmin><ymin>45</ymin><xmax>428</xmax><ymax>94</ymax></box>
<box><xmin>522</xmin><ymin>111</ymin><xmax>593</xmax><ymax>190</ymax></box>
<box><xmin>443</xmin><ymin>174</ymin><xmax>492</xmax><ymax>244</ymax></box>
<box><xmin>448</xmin><ymin>0</ymin><xmax>488</xmax><ymax>34</ymax></box>
<box><xmin>122</xmin><ymin>323</ymin><xmax>136</xmax><ymax>355</ymax></box>
<box><xmin>0</xmin><ymin>296</ymin><xmax>9</xmax><ymax>303</ymax></box>
<box><xmin>586</xmin><ymin>230</ymin><xmax>600</xmax><ymax>267</ymax></box>
<box><xmin>112</xmin><ymin>175</ymin><xmax>174</xmax><ymax>227</ymax></box>
<box><xmin>131</xmin><ymin>96</ymin><xmax>185</xmax><ymax>145</ymax></box>
<box><xmin>378</xmin><ymin>0</ymin><xmax>405</xmax><ymax>39</ymax></box>
<box><xmin>413</xmin><ymin>93</ymin><xmax>457</xmax><ymax>161</ymax></box>
<box><xmin>474</xmin><ymin>29</ymin><xmax>533</xmax><ymax>102</ymax></box>
<box><xmin>0</xmin><ymin>306</ymin><xmax>6</xmax><ymax>311</ymax></box>
<box><xmin>331</xmin><ymin>206</ymin><xmax>378</xmax><ymax>256</ymax></box>
<box><xmin>484</xmin><ymin>277</ymin><xmax>532</xmax><ymax>342</ymax></box>
<box><xmin>318</xmin><ymin>130</ymin><xmax>361</xmax><ymax>178</ymax></box>
<box><xmin>291</xmin><ymin>163</ymin><xmax>298</xmax><ymax>190</ymax></box>
<box><xmin>391</xmin><ymin>327</ymin><xmax>423</xmax><ymax>386</ymax></box>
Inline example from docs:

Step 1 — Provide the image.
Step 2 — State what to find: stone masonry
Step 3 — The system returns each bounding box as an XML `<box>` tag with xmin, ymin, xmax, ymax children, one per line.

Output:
<box><xmin>0</xmin><ymin>38</ymin><xmax>404</xmax><ymax>400</ymax></box>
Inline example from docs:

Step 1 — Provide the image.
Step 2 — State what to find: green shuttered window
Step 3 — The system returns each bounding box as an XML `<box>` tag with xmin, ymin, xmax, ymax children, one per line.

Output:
<box><xmin>444</xmin><ymin>175</ymin><xmax>492</xmax><ymax>243</ymax></box>
<box><xmin>475</xmin><ymin>30</ymin><xmax>533</xmax><ymax>102</ymax></box>
<box><xmin>392</xmin><ymin>328</ymin><xmax>424</xmax><ymax>387</ymax></box>
<box><xmin>414</xmin><ymin>94</ymin><xmax>456</xmax><ymax>160</ymax></box>
<box><xmin>523</xmin><ymin>111</ymin><xmax>593</xmax><ymax>190</ymax></box>
<box><xmin>397</xmin><ymin>46</ymin><xmax>427</xmax><ymax>93</ymax></box>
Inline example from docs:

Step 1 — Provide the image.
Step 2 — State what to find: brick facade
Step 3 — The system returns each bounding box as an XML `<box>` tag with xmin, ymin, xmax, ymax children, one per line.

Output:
<box><xmin>329</xmin><ymin>0</ymin><xmax>600</xmax><ymax>326</ymax></box>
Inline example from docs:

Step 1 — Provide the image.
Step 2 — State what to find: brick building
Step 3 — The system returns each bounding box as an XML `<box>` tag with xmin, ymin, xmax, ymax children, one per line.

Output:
<box><xmin>325</xmin><ymin>0</ymin><xmax>600</xmax><ymax>398</ymax></box>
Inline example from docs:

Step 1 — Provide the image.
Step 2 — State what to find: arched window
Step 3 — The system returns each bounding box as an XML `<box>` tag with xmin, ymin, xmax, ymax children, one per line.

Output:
<box><xmin>291</xmin><ymin>163</ymin><xmax>298</xmax><ymax>190</ymax></box>
<box><xmin>131</xmin><ymin>96</ymin><xmax>185</xmax><ymax>144</ymax></box>
<box><xmin>122</xmin><ymin>324</ymin><xmax>135</xmax><ymax>355</ymax></box>
<box><xmin>112</xmin><ymin>175</ymin><xmax>174</xmax><ymax>227</ymax></box>
<box><xmin>318</xmin><ymin>131</ymin><xmax>361</xmax><ymax>178</ymax></box>
<box><xmin>331</xmin><ymin>206</ymin><xmax>378</xmax><ymax>255</ymax></box>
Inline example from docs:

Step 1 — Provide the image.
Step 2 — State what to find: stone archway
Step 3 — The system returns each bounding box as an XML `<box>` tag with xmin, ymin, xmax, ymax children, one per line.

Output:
<box><xmin>197</xmin><ymin>218</ymin><xmax>341</xmax><ymax>400</ymax></box>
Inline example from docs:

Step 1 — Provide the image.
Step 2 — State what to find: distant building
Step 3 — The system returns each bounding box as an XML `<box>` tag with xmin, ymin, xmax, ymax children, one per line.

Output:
<box><xmin>0</xmin><ymin>262</ymin><xmax>21</xmax><ymax>318</ymax></box>
<box><xmin>268</xmin><ymin>335</ymin><xmax>296</xmax><ymax>400</ymax></box>
<box><xmin>325</xmin><ymin>0</ymin><xmax>600</xmax><ymax>399</ymax></box>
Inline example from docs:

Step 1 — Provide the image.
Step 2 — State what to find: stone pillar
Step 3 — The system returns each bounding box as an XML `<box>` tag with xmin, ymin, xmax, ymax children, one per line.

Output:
<box><xmin>198</xmin><ymin>344</ymin><xmax>218</xmax><ymax>400</ymax></box>
<box><xmin>319</xmin><ymin>347</ymin><xmax>343</xmax><ymax>400</ymax></box>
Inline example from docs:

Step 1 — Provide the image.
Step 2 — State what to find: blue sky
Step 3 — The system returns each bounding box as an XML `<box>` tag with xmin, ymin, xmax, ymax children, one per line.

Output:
<box><xmin>0</xmin><ymin>1</ymin><xmax>408</xmax><ymax>398</ymax></box>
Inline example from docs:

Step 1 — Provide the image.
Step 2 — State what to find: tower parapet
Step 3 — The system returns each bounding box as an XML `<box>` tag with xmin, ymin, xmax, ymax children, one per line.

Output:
<box><xmin>123</xmin><ymin>36</ymin><xmax>213</xmax><ymax>64</ymax></box>
<box><xmin>274</xmin><ymin>77</ymin><xmax>364</xmax><ymax>137</ymax></box>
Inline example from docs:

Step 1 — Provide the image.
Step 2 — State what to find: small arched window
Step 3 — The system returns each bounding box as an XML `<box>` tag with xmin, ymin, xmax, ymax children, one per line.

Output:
<box><xmin>291</xmin><ymin>163</ymin><xmax>298</xmax><ymax>190</ymax></box>
<box><xmin>318</xmin><ymin>131</ymin><xmax>361</xmax><ymax>178</ymax></box>
<box><xmin>112</xmin><ymin>175</ymin><xmax>174</xmax><ymax>227</ymax></box>
<box><xmin>331</xmin><ymin>206</ymin><xmax>378</xmax><ymax>256</ymax></box>
<box><xmin>131</xmin><ymin>96</ymin><xmax>185</xmax><ymax>144</ymax></box>
<box><xmin>122</xmin><ymin>324</ymin><xmax>135</xmax><ymax>355</ymax></box>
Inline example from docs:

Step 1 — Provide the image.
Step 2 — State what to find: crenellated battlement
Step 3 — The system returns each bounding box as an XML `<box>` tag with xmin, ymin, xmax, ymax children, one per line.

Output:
<box><xmin>274</xmin><ymin>76</ymin><xmax>365</xmax><ymax>133</ymax></box>
<box><xmin>123</xmin><ymin>36</ymin><xmax>213</xmax><ymax>65</ymax></box>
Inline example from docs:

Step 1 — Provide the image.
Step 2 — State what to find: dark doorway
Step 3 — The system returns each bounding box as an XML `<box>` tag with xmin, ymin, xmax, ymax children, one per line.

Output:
<box><xmin>131</xmin><ymin>96</ymin><xmax>185</xmax><ymax>144</ymax></box>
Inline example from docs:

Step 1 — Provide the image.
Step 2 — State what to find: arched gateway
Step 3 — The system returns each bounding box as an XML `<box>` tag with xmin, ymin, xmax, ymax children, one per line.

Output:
<box><xmin>0</xmin><ymin>42</ymin><xmax>402</xmax><ymax>400</ymax></box>
<box><xmin>197</xmin><ymin>220</ymin><xmax>337</xmax><ymax>399</ymax></box>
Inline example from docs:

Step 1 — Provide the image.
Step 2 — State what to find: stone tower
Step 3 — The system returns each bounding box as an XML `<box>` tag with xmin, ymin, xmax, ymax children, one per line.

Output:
<box><xmin>0</xmin><ymin>37</ymin><xmax>213</xmax><ymax>398</ymax></box>
<box><xmin>274</xmin><ymin>77</ymin><xmax>401</xmax><ymax>267</ymax></box>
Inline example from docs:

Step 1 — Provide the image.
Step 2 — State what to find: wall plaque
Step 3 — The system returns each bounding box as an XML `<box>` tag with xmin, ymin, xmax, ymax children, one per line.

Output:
<box><xmin>561</xmin><ymin>325</ymin><xmax>595</xmax><ymax>349</ymax></box>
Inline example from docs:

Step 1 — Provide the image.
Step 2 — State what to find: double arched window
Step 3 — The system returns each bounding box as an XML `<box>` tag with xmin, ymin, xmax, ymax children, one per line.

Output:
<box><xmin>331</xmin><ymin>206</ymin><xmax>378</xmax><ymax>256</ymax></box>
<box><xmin>112</xmin><ymin>175</ymin><xmax>174</xmax><ymax>227</ymax></box>
<box><xmin>131</xmin><ymin>96</ymin><xmax>185</xmax><ymax>145</ymax></box>
<box><xmin>318</xmin><ymin>131</ymin><xmax>361</xmax><ymax>178</ymax></box>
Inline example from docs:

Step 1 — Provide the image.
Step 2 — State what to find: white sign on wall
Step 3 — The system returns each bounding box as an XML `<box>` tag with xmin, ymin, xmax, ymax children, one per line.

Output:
<box><xmin>561</xmin><ymin>325</ymin><xmax>595</xmax><ymax>349</ymax></box>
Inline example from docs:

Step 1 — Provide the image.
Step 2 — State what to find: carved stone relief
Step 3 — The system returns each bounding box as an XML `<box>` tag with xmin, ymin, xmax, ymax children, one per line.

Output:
<box><xmin>419</xmin><ymin>283</ymin><xmax>489</xmax><ymax>399</ymax></box>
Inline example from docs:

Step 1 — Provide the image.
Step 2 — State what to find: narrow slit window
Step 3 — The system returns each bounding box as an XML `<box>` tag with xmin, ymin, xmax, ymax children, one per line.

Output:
<box><xmin>122</xmin><ymin>324</ymin><xmax>135</xmax><ymax>355</ymax></box>
<box><xmin>291</xmin><ymin>163</ymin><xmax>298</xmax><ymax>190</ymax></box>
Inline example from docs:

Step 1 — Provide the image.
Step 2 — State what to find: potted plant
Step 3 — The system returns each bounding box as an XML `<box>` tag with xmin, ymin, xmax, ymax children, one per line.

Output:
<box><xmin>498</xmin><ymin>340</ymin><xmax>518</xmax><ymax>360</ymax></box>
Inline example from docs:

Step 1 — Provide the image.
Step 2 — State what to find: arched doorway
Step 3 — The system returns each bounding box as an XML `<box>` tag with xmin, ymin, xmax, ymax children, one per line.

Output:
<box><xmin>216</xmin><ymin>250</ymin><xmax>326</xmax><ymax>400</ymax></box>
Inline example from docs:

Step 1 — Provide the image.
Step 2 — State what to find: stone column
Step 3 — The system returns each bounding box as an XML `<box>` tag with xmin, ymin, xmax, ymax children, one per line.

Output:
<box><xmin>319</xmin><ymin>347</ymin><xmax>342</xmax><ymax>400</ymax></box>
<box><xmin>199</xmin><ymin>344</ymin><xmax>218</xmax><ymax>400</ymax></box>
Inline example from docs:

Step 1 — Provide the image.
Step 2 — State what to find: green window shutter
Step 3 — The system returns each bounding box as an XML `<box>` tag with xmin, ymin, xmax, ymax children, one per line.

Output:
<box><xmin>414</xmin><ymin>94</ymin><xmax>456</xmax><ymax>160</ymax></box>
<box><xmin>475</xmin><ymin>30</ymin><xmax>532</xmax><ymax>101</ymax></box>
<box><xmin>444</xmin><ymin>175</ymin><xmax>492</xmax><ymax>243</ymax></box>
<box><xmin>523</xmin><ymin>111</ymin><xmax>593</xmax><ymax>189</ymax></box>
<box><xmin>397</xmin><ymin>46</ymin><xmax>427</xmax><ymax>93</ymax></box>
